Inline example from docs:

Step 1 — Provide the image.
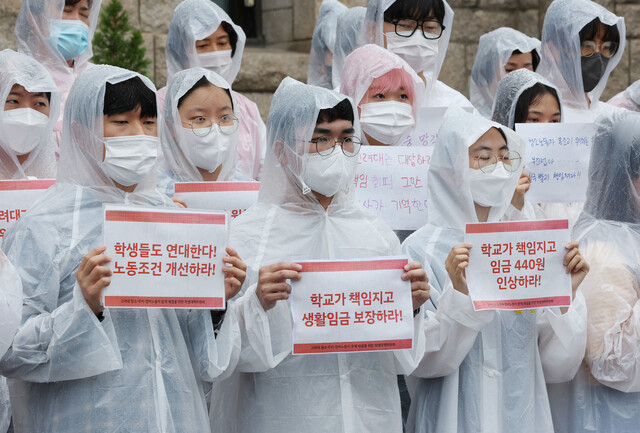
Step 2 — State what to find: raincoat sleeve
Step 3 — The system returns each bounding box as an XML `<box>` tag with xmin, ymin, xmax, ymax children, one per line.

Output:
<box><xmin>574</xmin><ymin>242</ymin><xmax>640</xmax><ymax>392</ymax></box>
<box><xmin>0</xmin><ymin>222</ymin><xmax>122</xmax><ymax>383</ymax></box>
<box><xmin>235</xmin><ymin>93</ymin><xmax>267</xmax><ymax>180</ymax></box>
<box><xmin>0</xmin><ymin>250</ymin><xmax>22</xmax><ymax>359</ymax></box>
<box><xmin>536</xmin><ymin>290</ymin><xmax>587</xmax><ymax>384</ymax></box>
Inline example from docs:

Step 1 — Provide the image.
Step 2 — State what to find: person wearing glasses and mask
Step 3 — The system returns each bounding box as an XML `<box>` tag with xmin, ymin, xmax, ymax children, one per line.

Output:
<box><xmin>158</xmin><ymin>67</ymin><xmax>248</xmax><ymax>198</ymax></box>
<box><xmin>362</xmin><ymin>0</ymin><xmax>474</xmax><ymax>110</ymax></box>
<box><xmin>536</xmin><ymin>0</ymin><xmax>625</xmax><ymax>123</ymax></box>
<box><xmin>402</xmin><ymin>108</ymin><xmax>589</xmax><ymax>433</ymax></box>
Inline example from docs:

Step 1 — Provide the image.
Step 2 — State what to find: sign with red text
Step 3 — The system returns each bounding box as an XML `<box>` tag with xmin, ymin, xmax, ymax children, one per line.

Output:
<box><xmin>102</xmin><ymin>205</ymin><xmax>228</xmax><ymax>309</ymax></box>
<box><xmin>402</xmin><ymin>106</ymin><xmax>474</xmax><ymax>147</ymax></box>
<box><xmin>515</xmin><ymin>122</ymin><xmax>595</xmax><ymax>203</ymax></box>
<box><xmin>465</xmin><ymin>219</ymin><xmax>571</xmax><ymax>310</ymax></box>
<box><xmin>289</xmin><ymin>256</ymin><xmax>414</xmax><ymax>355</ymax></box>
<box><xmin>174</xmin><ymin>181</ymin><xmax>259</xmax><ymax>219</ymax></box>
<box><xmin>354</xmin><ymin>146</ymin><xmax>433</xmax><ymax>230</ymax></box>
<box><xmin>0</xmin><ymin>179</ymin><xmax>55</xmax><ymax>242</ymax></box>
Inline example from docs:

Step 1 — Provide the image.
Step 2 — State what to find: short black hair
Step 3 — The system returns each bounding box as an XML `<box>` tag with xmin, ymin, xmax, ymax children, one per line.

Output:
<box><xmin>513</xmin><ymin>83</ymin><xmax>561</xmax><ymax>125</ymax></box>
<box><xmin>511</xmin><ymin>49</ymin><xmax>540</xmax><ymax>71</ymax></box>
<box><xmin>220</xmin><ymin>22</ymin><xmax>238</xmax><ymax>57</ymax></box>
<box><xmin>176</xmin><ymin>76</ymin><xmax>234</xmax><ymax>110</ymax></box>
<box><xmin>384</xmin><ymin>0</ymin><xmax>446</xmax><ymax>24</ymax></box>
<box><xmin>103</xmin><ymin>76</ymin><xmax>157</xmax><ymax>118</ymax></box>
<box><xmin>579</xmin><ymin>18</ymin><xmax>620</xmax><ymax>45</ymax></box>
<box><xmin>65</xmin><ymin>0</ymin><xmax>92</xmax><ymax>8</ymax></box>
<box><xmin>316</xmin><ymin>99</ymin><xmax>354</xmax><ymax>124</ymax></box>
<box><xmin>494</xmin><ymin>126</ymin><xmax>507</xmax><ymax>145</ymax></box>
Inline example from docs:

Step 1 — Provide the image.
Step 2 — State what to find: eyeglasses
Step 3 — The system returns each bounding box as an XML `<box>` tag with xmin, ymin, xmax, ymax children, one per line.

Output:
<box><xmin>188</xmin><ymin>114</ymin><xmax>239</xmax><ymax>137</ymax></box>
<box><xmin>384</xmin><ymin>18</ymin><xmax>445</xmax><ymax>40</ymax></box>
<box><xmin>472</xmin><ymin>150</ymin><xmax>522</xmax><ymax>173</ymax></box>
<box><xmin>581</xmin><ymin>41</ymin><xmax>618</xmax><ymax>58</ymax></box>
<box><xmin>308</xmin><ymin>135</ymin><xmax>362</xmax><ymax>157</ymax></box>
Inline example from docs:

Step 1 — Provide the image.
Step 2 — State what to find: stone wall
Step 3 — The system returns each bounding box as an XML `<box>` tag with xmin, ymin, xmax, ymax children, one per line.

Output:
<box><xmin>1</xmin><ymin>0</ymin><xmax>637</xmax><ymax>119</ymax></box>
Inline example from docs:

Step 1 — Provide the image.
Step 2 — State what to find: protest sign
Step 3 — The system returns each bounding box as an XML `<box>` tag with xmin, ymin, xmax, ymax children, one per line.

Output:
<box><xmin>0</xmin><ymin>179</ymin><xmax>55</xmax><ymax>242</ymax></box>
<box><xmin>173</xmin><ymin>181</ymin><xmax>260</xmax><ymax>218</ymax></box>
<box><xmin>402</xmin><ymin>106</ymin><xmax>474</xmax><ymax>147</ymax></box>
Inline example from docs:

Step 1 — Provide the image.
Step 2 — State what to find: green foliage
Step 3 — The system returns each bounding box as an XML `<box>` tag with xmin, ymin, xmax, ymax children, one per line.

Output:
<box><xmin>92</xmin><ymin>0</ymin><xmax>152</xmax><ymax>78</ymax></box>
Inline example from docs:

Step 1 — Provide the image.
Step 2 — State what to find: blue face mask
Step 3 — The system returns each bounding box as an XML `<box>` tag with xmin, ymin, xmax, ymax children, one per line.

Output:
<box><xmin>50</xmin><ymin>19</ymin><xmax>90</xmax><ymax>60</ymax></box>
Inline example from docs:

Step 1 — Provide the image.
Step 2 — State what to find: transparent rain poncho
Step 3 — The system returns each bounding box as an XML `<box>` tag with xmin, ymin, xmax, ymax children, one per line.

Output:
<box><xmin>209</xmin><ymin>77</ymin><xmax>427</xmax><ymax>433</ymax></box>
<box><xmin>159</xmin><ymin>67</ymin><xmax>245</xmax><ymax>195</ymax></box>
<box><xmin>308</xmin><ymin>0</ymin><xmax>347</xmax><ymax>89</ymax></box>
<box><xmin>165</xmin><ymin>0</ymin><xmax>265</xmax><ymax>180</ymax></box>
<box><xmin>331</xmin><ymin>6</ymin><xmax>366</xmax><ymax>90</ymax></box>
<box><xmin>0</xmin><ymin>250</ymin><xmax>22</xmax><ymax>433</ymax></box>
<box><xmin>536</xmin><ymin>0</ymin><xmax>625</xmax><ymax>122</ymax></box>
<box><xmin>547</xmin><ymin>110</ymin><xmax>640</xmax><ymax>433</ymax></box>
<box><xmin>402</xmin><ymin>108</ymin><xmax>587</xmax><ymax>433</ymax></box>
<box><xmin>0</xmin><ymin>65</ymin><xmax>240</xmax><ymax>433</ymax></box>
<box><xmin>340</xmin><ymin>44</ymin><xmax>424</xmax><ymax>145</ymax></box>
<box><xmin>492</xmin><ymin>68</ymin><xmax>563</xmax><ymax>130</ymax></box>
<box><xmin>470</xmin><ymin>28</ymin><xmax>541</xmax><ymax>119</ymax></box>
<box><xmin>15</xmin><ymin>0</ymin><xmax>102</xmax><ymax>145</ymax></box>
<box><xmin>0</xmin><ymin>49</ymin><xmax>60</xmax><ymax>179</ymax></box>
<box><xmin>608</xmin><ymin>79</ymin><xmax>640</xmax><ymax>112</ymax></box>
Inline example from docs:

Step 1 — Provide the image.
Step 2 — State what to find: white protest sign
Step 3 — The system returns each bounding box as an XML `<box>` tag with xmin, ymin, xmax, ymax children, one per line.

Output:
<box><xmin>0</xmin><ymin>179</ymin><xmax>55</xmax><ymax>242</ymax></box>
<box><xmin>515</xmin><ymin>122</ymin><xmax>596</xmax><ymax>203</ymax></box>
<box><xmin>402</xmin><ymin>106</ymin><xmax>474</xmax><ymax>147</ymax></box>
<box><xmin>289</xmin><ymin>256</ymin><xmax>414</xmax><ymax>355</ymax></box>
<box><xmin>354</xmin><ymin>146</ymin><xmax>432</xmax><ymax>230</ymax></box>
<box><xmin>103</xmin><ymin>205</ymin><xmax>228</xmax><ymax>309</ymax></box>
<box><xmin>173</xmin><ymin>181</ymin><xmax>259</xmax><ymax>219</ymax></box>
<box><xmin>465</xmin><ymin>219</ymin><xmax>571</xmax><ymax>310</ymax></box>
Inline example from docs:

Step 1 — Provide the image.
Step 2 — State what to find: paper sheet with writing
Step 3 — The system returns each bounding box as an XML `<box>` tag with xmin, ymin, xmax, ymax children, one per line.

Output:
<box><xmin>289</xmin><ymin>256</ymin><xmax>414</xmax><ymax>355</ymax></box>
<box><xmin>354</xmin><ymin>146</ymin><xmax>432</xmax><ymax>230</ymax></box>
<box><xmin>516</xmin><ymin>122</ymin><xmax>596</xmax><ymax>203</ymax></box>
<box><xmin>0</xmin><ymin>179</ymin><xmax>55</xmax><ymax>243</ymax></box>
<box><xmin>174</xmin><ymin>181</ymin><xmax>259</xmax><ymax>219</ymax></box>
<box><xmin>465</xmin><ymin>219</ymin><xmax>571</xmax><ymax>311</ymax></box>
<box><xmin>402</xmin><ymin>106</ymin><xmax>474</xmax><ymax>147</ymax></box>
<box><xmin>103</xmin><ymin>205</ymin><xmax>228</xmax><ymax>309</ymax></box>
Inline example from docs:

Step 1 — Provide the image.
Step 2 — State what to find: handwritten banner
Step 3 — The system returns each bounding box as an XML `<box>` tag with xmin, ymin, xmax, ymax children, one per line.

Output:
<box><xmin>174</xmin><ymin>181</ymin><xmax>259</xmax><ymax>218</ymax></box>
<box><xmin>103</xmin><ymin>205</ymin><xmax>228</xmax><ymax>309</ymax></box>
<box><xmin>515</xmin><ymin>122</ymin><xmax>596</xmax><ymax>203</ymax></box>
<box><xmin>354</xmin><ymin>146</ymin><xmax>433</xmax><ymax>230</ymax></box>
<box><xmin>465</xmin><ymin>219</ymin><xmax>571</xmax><ymax>310</ymax></box>
<box><xmin>289</xmin><ymin>256</ymin><xmax>414</xmax><ymax>355</ymax></box>
<box><xmin>0</xmin><ymin>179</ymin><xmax>55</xmax><ymax>242</ymax></box>
<box><xmin>402</xmin><ymin>106</ymin><xmax>474</xmax><ymax>147</ymax></box>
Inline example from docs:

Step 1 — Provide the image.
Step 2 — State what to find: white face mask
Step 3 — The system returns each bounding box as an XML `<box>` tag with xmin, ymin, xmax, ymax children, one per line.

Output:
<box><xmin>467</xmin><ymin>162</ymin><xmax>513</xmax><ymax>207</ymax></box>
<box><xmin>385</xmin><ymin>32</ymin><xmax>439</xmax><ymax>75</ymax></box>
<box><xmin>1</xmin><ymin>108</ymin><xmax>50</xmax><ymax>155</ymax></box>
<box><xmin>302</xmin><ymin>150</ymin><xmax>356</xmax><ymax>197</ymax></box>
<box><xmin>359</xmin><ymin>101</ymin><xmax>414</xmax><ymax>145</ymax></box>
<box><xmin>182</xmin><ymin>125</ymin><xmax>237</xmax><ymax>173</ymax></box>
<box><xmin>102</xmin><ymin>135</ymin><xmax>158</xmax><ymax>187</ymax></box>
<box><xmin>195</xmin><ymin>50</ymin><xmax>234</xmax><ymax>82</ymax></box>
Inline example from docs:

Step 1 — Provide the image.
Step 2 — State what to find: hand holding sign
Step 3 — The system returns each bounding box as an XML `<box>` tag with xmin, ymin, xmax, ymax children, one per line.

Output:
<box><xmin>222</xmin><ymin>246</ymin><xmax>247</xmax><ymax>300</ymax></box>
<box><xmin>256</xmin><ymin>262</ymin><xmax>302</xmax><ymax>311</ymax></box>
<box><xmin>563</xmin><ymin>241</ymin><xmax>589</xmax><ymax>308</ymax></box>
<box><xmin>510</xmin><ymin>172</ymin><xmax>532</xmax><ymax>211</ymax></box>
<box><xmin>445</xmin><ymin>243</ymin><xmax>473</xmax><ymax>295</ymax></box>
<box><xmin>402</xmin><ymin>261</ymin><xmax>430</xmax><ymax>310</ymax></box>
<box><xmin>77</xmin><ymin>245</ymin><xmax>112</xmax><ymax>314</ymax></box>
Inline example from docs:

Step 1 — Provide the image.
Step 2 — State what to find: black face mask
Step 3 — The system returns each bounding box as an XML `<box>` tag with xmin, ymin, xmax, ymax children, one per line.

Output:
<box><xmin>581</xmin><ymin>53</ymin><xmax>609</xmax><ymax>93</ymax></box>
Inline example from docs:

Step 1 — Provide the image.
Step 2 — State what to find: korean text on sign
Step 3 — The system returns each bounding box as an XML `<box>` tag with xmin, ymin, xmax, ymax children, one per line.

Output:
<box><xmin>515</xmin><ymin>122</ymin><xmax>595</xmax><ymax>203</ymax></box>
<box><xmin>102</xmin><ymin>205</ymin><xmax>228</xmax><ymax>309</ymax></box>
<box><xmin>354</xmin><ymin>146</ymin><xmax>433</xmax><ymax>231</ymax></box>
<box><xmin>174</xmin><ymin>181</ymin><xmax>259</xmax><ymax>219</ymax></box>
<box><xmin>0</xmin><ymin>179</ymin><xmax>55</xmax><ymax>243</ymax></box>
<box><xmin>289</xmin><ymin>256</ymin><xmax>414</xmax><ymax>355</ymax></box>
<box><xmin>465</xmin><ymin>219</ymin><xmax>571</xmax><ymax>311</ymax></box>
<box><xmin>402</xmin><ymin>106</ymin><xmax>474</xmax><ymax>148</ymax></box>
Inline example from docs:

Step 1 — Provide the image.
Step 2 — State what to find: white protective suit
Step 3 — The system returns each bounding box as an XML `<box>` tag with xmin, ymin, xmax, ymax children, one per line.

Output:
<box><xmin>210</xmin><ymin>77</ymin><xmax>430</xmax><ymax>433</ymax></box>
<box><xmin>363</xmin><ymin>0</ymin><xmax>473</xmax><ymax>110</ymax></box>
<box><xmin>331</xmin><ymin>6</ymin><xmax>366</xmax><ymax>90</ymax></box>
<box><xmin>402</xmin><ymin>108</ymin><xmax>587</xmax><ymax>433</ymax></box>
<box><xmin>547</xmin><ymin>110</ymin><xmax>640</xmax><ymax>432</ymax></box>
<box><xmin>164</xmin><ymin>0</ymin><xmax>266</xmax><ymax>180</ymax></box>
<box><xmin>470</xmin><ymin>28</ymin><xmax>541</xmax><ymax>119</ymax></box>
<box><xmin>0</xmin><ymin>251</ymin><xmax>22</xmax><ymax>433</ymax></box>
<box><xmin>608</xmin><ymin>79</ymin><xmax>640</xmax><ymax>112</ymax></box>
<box><xmin>537</xmin><ymin>0</ymin><xmax>625</xmax><ymax>123</ymax></box>
<box><xmin>158</xmin><ymin>67</ymin><xmax>248</xmax><ymax>196</ymax></box>
<box><xmin>339</xmin><ymin>44</ymin><xmax>424</xmax><ymax>145</ymax></box>
<box><xmin>308</xmin><ymin>0</ymin><xmax>347</xmax><ymax>89</ymax></box>
<box><xmin>0</xmin><ymin>65</ymin><xmax>240</xmax><ymax>433</ymax></box>
<box><xmin>0</xmin><ymin>49</ymin><xmax>60</xmax><ymax>180</ymax></box>
<box><xmin>15</xmin><ymin>0</ymin><xmax>101</xmax><ymax>148</ymax></box>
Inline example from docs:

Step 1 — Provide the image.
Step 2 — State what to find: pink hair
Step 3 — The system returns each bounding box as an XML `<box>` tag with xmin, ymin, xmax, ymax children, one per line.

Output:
<box><xmin>365</xmin><ymin>68</ymin><xmax>416</xmax><ymax>104</ymax></box>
